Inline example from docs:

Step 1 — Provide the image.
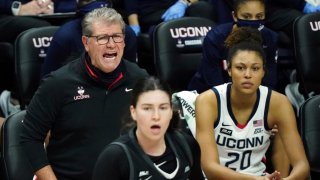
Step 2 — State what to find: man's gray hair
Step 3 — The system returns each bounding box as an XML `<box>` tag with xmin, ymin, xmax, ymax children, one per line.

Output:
<box><xmin>82</xmin><ymin>7</ymin><xmax>125</xmax><ymax>36</ymax></box>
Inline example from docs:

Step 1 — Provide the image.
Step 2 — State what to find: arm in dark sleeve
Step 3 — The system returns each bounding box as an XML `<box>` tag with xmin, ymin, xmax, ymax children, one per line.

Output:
<box><xmin>267</xmin><ymin>0</ymin><xmax>306</xmax><ymax>11</ymax></box>
<box><xmin>123</xmin><ymin>24</ymin><xmax>138</xmax><ymax>62</ymax></box>
<box><xmin>0</xmin><ymin>0</ymin><xmax>13</xmax><ymax>14</ymax></box>
<box><xmin>124</xmin><ymin>0</ymin><xmax>139</xmax><ymax>15</ymax></box>
<box><xmin>261</xmin><ymin>29</ymin><xmax>279</xmax><ymax>89</ymax></box>
<box><xmin>92</xmin><ymin>144</ymin><xmax>129</xmax><ymax>180</ymax></box>
<box><xmin>188</xmin><ymin>27</ymin><xmax>228</xmax><ymax>93</ymax></box>
<box><xmin>42</xmin><ymin>32</ymin><xmax>68</xmax><ymax>77</ymax></box>
<box><xmin>53</xmin><ymin>0</ymin><xmax>77</xmax><ymax>13</ymax></box>
<box><xmin>200</xmin><ymin>28</ymin><xmax>228</xmax><ymax>87</ymax></box>
<box><xmin>184</xmin><ymin>132</ymin><xmax>205</xmax><ymax>180</ymax></box>
<box><xmin>20</xmin><ymin>75</ymin><xmax>62</xmax><ymax>172</ymax></box>
<box><xmin>41</xmin><ymin>19</ymin><xmax>83</xmax><ymax>77</ymax></box>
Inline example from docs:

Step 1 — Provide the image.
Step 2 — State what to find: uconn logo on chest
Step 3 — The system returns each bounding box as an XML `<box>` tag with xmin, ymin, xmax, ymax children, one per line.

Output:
<box><xmin>32</xmin><ymin>36</ymin><xmax>53</xmax><ymax>48</ymax></box>
<box><xmin>74</xmin><ymin>86</ymin><xmax>90</xmax><ymax>101</ymax></box>
<box><xmin>310</xmin><ymin>21</ymin><xmax>320</xmax><ymax>31</ymax></box>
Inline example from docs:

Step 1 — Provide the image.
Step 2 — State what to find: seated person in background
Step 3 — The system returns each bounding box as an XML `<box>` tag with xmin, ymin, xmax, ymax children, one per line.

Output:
<box><xmin>20</xmin><ymin>7</ymin><xmax>148</xmax><ymax>179</ymax></box>
<box><xmin>266</xmin><ymin>0</ymin><xmax>319</xmax><ymax>46</ymax></box>
<box><xmin>209</xmin><ymin>0</ymin><xmax>319</xmax><ymax>45</ymax></box>
<box><xmin>124</xmin><ymin>0</ymin><xmax>214</xmax><ymax>36</ymax></box>
<box><xmin>92</xmin><ymin>76</ymin><xmax>205</xmax><ymax>180</ymax></box>
<box><xmin>195</xmin><ymin>27</ymin><xmax>310</xmax><ymax>179</ymax></box>
<box><xmin>188</xmin><ymin>0</ymin><xmax>278</xmax><ymax>93</ymax></box>
<box><xmin>0</xmin><ymin>0</ymin><xmax>53</xmax><ymax>16</ymax></box>
<box><xmin>41</xmin><ymin>0</ymin><xmax>138</xmax><ymax>77</ymax></box>
<box><xmin>0</xmin><ymin>0</ymin><xmax>53</xmax><ymax>116</ymax></box>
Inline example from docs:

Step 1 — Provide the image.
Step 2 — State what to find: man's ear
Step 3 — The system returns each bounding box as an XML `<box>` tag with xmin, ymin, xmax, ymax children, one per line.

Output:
<box><xmin>82</xmin><ymin>35</ymin><xmax>89</xmax><ymax>51</ymax></box>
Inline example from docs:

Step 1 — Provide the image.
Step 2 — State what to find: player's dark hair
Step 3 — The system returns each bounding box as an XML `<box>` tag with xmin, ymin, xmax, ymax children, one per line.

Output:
<box><xmin>224</xmin><ymin>26</ymin><xmax>266</xmax><ymax>69</ymax></box>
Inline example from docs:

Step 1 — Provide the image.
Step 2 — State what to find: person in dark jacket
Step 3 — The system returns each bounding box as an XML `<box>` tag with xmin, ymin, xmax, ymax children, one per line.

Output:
<box><xmin>188</xmin><ymin>0</ymin><xmax>278</xmax><ymax>93</ymax></box>
<box><xmin>93</xmin><ymin>76</ymin><xmax>204</xmax><ymax>180</ymax></box>
<box><xmin>20</xmin><ymin>7</ymin><xmax>148</xmax><ymax>180</ymax></box>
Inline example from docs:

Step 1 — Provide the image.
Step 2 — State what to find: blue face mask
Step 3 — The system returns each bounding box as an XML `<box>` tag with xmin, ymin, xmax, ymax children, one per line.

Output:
<box><xmin>236</xmin><ymin>19</ymin><xmax>265</xmax><ymax>29</ymax></box>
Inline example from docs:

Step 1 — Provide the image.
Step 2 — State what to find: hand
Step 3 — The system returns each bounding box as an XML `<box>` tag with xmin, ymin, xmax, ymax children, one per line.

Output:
<box><xmin>303</xmin><ymin>2</ymin><xmax>320</xmax><ymax>14</ymax></box>
<box><xmin>36</xmin><ymin>0</ymin><xmax>54</xmax><ymax>14</ymax></box>
<box><xmin>271</xmin><ymin>124</ymin><xmax>278</xmax><ymax>136</ymax></box>
<box><xmin>129</xmin><ymin>25</ymin><xmax>141</xmax><ymax>36</ymax></box>
<box><xmin>161</xmin><ymin>0</ymin><xmax>188</xmax><ymax>22</ymax></box>
<box><xmin>19</xmin><ymin>0</ymin><xmax>54</xmax><ymax>15</ymax></box>
<box><xmin>264</xmin><ymin>170</ymin><xmax>282</xmax><ymax>180</ymax></box>
<box><xmin>257</xmin><ymin>171</ymin><xmax>281</xmax><ymax>180</ymax></box>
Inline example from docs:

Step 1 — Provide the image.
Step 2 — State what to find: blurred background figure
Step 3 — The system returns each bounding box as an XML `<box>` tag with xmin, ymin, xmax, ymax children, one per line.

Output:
<box><xmin>124</xmin><ymin>0</ymin><xmax>214</xmax><ymax>36</ymax></box>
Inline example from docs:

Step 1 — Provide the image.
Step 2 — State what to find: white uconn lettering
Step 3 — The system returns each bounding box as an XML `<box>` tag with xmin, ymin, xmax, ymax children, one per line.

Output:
<box><xmin>170</xmin><ymin>26</ymin><xmax>211</xmax><ymax>38</ymax></box>
<box><xmin>310</xmin><ymin>21</ymin><xmax>320</xmax><ymax>31</ymax></box>
<box><xmin>32</xmin><ymin>36</ymin><xmax>53</xmax><ymax>48</ymax></box>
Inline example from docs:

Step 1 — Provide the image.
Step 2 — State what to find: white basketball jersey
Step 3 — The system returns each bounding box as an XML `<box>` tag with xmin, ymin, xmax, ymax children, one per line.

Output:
<box><xmin>212</xmin><ymin>83</ymin><xmax>272</xmax><ymax>176</ymax></box>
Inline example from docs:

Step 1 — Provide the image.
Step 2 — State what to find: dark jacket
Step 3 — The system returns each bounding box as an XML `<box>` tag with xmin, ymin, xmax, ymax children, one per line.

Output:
<box><xmin>21</xmin><ymin>54</ymin><xmax>148</xmax><ymax>180</ymax></box>
<box><xmin>93</xmin><ymin>128</ymin><xmax>205</xmax><ymax>180</ymax></box>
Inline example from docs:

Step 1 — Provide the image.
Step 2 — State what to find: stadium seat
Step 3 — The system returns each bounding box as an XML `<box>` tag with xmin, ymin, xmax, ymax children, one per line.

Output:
<box><xmin>0</xmin><ymin>110</ymin><xmax>34</xmax><ymax>180</ymax></box>
<box><xmin>299</xmin><ymin>95</ymin><xmax>320</xmax><ymax>179</ymax></box>
<box><xmin>153</xmin><ymin>17</ymin><xmax>215</xmax><ymax>92</ymax></box>
<box><xmin>14</xmin><ymin>26</ymin><xmax>59</xmax><ymax>109</ymax></box>
<box><xmin>293</xmin><ymin>12</ymin><xmax>320</xmax><ymax>97</ymax></box>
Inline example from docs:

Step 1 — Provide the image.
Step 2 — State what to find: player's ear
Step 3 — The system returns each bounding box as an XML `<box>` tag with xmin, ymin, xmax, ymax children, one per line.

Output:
<box><xmin>130</xmin><ymin>105</ymin><xmax>137</xmax><ymax>121</ymax></box>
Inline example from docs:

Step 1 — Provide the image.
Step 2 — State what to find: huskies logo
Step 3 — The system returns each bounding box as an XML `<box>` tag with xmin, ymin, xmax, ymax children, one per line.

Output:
<box><xmin>74</xmin><ymin>86</ymin><xmax>90</xmax><ymax>100</ymax></box>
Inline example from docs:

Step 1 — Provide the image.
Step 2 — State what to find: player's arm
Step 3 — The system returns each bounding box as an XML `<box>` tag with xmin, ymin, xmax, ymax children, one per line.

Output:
<box><xmin>269</xmin><ymin>92</ymin><xmax>310</xmax><ymax>180</ymax></box>
<box><xmin>271</xmin><ymin>132</ymin><xmax>290</xmax><ymax>177</ymax></box>
<box><xmin>35</xmin><ymin>165</ymin><xmax>57</xmax><ymax>180</ymax></box>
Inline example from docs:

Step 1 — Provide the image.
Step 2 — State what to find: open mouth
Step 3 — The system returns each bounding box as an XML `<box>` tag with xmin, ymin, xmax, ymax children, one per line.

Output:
<box><xmin>103</xmin><ymin>52</ymin><xmax>117</xmax><ymax>60</ymax></box>
<box><xmin>151</xmin><ymin>125</ymin><xmax>160</xmax><ymax>129</ymax></box>
<box><xmin>150</xmin><ymin>125</ymin><xmax>161</xmax><ymax>134</ymax></box>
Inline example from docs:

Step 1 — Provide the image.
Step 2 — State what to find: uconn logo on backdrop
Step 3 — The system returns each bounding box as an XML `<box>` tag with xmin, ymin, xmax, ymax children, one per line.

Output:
<box><xmin>310</xmin><ymin>21</ymin><xmax>320</xmax><ymax>31</ymax></box>
<box><xmin>170</xmin><ymin>26</ymin><xmax>211</xmax><ymax>48</ymax></box>
<box><xmin>32</xmin><ymin>36</ymin><xmax>53</xmax><ymax>58</ymax></box>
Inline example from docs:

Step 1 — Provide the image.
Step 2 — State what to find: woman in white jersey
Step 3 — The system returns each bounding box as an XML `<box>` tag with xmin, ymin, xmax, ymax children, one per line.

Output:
<box><xmin>195</xmin><ymin>27</ymin><xmax>310</xmax><ymax>179</ymax></box>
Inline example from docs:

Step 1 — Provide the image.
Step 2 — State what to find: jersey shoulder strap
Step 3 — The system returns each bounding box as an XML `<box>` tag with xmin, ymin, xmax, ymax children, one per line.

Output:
<box><xmin>110</xmin><ymin>142</ymin><xmax>134</xmax><ymax>180</ymax></box>
<box><xmin>174</xmin><ymin>130</ymin><xmax>194</xmax><ymax>167</ymax></box>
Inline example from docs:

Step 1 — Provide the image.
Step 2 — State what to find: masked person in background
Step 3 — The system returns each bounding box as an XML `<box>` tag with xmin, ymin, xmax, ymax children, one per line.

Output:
<box><xmin>188</xmin><ymin>0</ymin><xmax>278</xmax><ymax>94</ymax></box>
